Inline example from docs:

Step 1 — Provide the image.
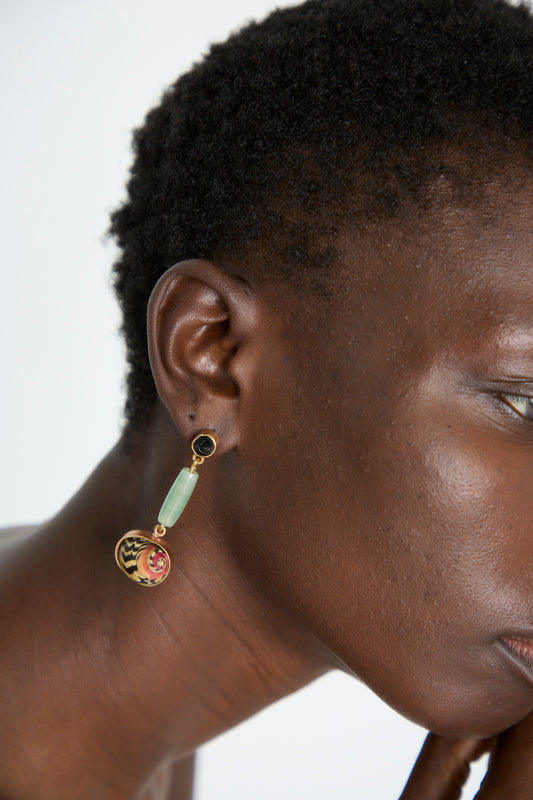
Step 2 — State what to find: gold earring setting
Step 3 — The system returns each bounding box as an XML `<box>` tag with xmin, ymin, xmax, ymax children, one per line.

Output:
<box><xmin>115</xmin><ymin>430</ymin><xmax>218</xmax><ymax>586</ymax></box>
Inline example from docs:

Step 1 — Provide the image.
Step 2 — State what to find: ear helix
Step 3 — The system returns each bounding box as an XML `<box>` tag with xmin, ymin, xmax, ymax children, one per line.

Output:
<box><xmin>115</xmin><ymin>430</ymin><xmax>218</xmax><ymax>586</ymax></box>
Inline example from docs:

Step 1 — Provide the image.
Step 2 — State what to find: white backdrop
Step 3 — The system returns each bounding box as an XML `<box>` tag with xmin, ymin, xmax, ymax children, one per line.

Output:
<box><xmin>1</xmin><ymin>1</ymin><xmax>488</xmax><ymax>797</ymax></box>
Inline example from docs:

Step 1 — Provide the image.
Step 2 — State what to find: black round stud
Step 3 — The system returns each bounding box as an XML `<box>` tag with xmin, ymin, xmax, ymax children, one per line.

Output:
<box><xmin>191</xmin><ymin>431</ymin><xmax>218</xmax><ymax>458</ymax></box>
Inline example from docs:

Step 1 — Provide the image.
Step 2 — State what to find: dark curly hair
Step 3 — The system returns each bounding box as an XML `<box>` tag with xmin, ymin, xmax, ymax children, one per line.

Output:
<box><xmin>110</xmin><ymin>0</ymin><xmax>533</xmax><ymax>430</ymax></box>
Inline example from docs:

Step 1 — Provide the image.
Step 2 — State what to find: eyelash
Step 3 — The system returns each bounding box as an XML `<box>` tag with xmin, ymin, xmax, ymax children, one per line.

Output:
<box><xmin>500</xmin><ymin>394</ymin><xmax>533</xmax><ymax>423</ymax></box>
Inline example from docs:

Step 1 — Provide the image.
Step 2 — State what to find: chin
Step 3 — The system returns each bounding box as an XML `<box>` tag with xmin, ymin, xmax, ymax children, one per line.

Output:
<box><xmin>413</xmin><ymin>697</ymin><xmax>530</xmax><ymax>740</ymax></box>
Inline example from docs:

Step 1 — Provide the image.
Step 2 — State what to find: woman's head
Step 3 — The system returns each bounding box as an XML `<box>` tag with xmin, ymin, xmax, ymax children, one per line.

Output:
<box><xmin>112</xmin><ymin>0</ymin><xmax>533</xmax><ymax>739</ymax></box>
<box><xmin>222</xmin><ymin>169</ymin><xmax>533</xmax><ymax>739</ymax></box>
<box><xmin>143</xmin><ymin>163</ymin><xmax>533</xmax><ymax>740</ymax></box>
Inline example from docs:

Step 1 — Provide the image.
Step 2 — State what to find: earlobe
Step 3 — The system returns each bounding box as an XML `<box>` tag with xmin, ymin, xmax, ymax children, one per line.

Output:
<box><xmin>147</xmin><ymin>259</ymin><xmax>255</xmax><ymax>447</ymax></box>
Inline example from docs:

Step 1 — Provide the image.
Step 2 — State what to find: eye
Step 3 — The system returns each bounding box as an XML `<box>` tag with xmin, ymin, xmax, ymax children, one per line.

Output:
<box><xmin>500</xmin><ymin>394</ymin><xmax>533</xmax><ymax>421</ymax></box>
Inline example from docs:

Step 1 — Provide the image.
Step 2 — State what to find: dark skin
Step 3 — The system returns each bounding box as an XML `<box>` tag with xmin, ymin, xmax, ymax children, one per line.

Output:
<box><xmin>1</xmin><ymin>167</ymin><xmax>532</xmax><ymax>798</ymax></box>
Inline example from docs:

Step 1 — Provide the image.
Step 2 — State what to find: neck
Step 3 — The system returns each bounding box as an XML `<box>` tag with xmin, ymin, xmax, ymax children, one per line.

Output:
<box><xmin>0</xmin><ymin>406</ymin><xmax>328</xmax><ymax>799</ymax></box>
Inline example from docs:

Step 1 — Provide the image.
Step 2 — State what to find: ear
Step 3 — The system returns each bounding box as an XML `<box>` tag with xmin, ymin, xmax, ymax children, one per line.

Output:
<box><xmin>147</xmin><ymin>259</ymin><xmax>257</xmax><ymax>451</ymax></box>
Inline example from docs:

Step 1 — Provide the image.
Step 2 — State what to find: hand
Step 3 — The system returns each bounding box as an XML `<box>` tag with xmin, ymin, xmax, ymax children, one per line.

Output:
<box><xmin>400</xmin><ymin>712</ymin><xmax>533</xmax><ymax>799</ymax></box>
<box><xmin>398</xmin><ymin>734</ymin><xmax>493</xmax><ymax>800</ymax></box>
<box><xmin>474</xmin><ymin>711</ymin><xmax>533</xmax><ymax>799</ymax></box>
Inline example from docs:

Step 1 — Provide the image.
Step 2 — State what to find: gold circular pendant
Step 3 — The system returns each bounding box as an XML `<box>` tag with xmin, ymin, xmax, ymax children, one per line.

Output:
<box><xmin>115</xmin><ymin>531</ymin><xmax>171</xmax><ymax>586</ymax></box>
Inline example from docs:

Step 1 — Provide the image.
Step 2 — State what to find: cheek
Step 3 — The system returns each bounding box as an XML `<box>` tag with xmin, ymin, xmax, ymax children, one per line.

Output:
<box><xmin>235</xmin><ymin>329</ymin><xmax>533</xmax><ymax>734</ymax></box>
<box><xmin>408</xmin><ymin>423</ymin><xmax>533</xmax><ymax>628</ymax></box>
<box><xmin>337</xmin><ymin>413</ymin><xmax>533</xmax><ymax>735</ymax></box>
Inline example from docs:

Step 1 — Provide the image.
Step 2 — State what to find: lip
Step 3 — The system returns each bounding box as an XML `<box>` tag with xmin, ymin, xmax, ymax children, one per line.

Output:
<box><xmin>498</xmin><ymin>635</ymin><xmax>533</xmax><ymax>687</ymax></box>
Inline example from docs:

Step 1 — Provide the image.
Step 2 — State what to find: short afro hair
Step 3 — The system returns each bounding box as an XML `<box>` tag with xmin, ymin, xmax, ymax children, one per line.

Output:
<box><xmin>110</xmin><ymin>0</ymin><xmax>533</xmax><ymax>430</ymax></box>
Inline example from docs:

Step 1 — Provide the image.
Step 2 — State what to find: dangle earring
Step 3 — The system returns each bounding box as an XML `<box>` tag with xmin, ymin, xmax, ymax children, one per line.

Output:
<box><xmin>115</xmin><ymin>430</ymin><xmax>219</xmax><ymax>586</ymax></box>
